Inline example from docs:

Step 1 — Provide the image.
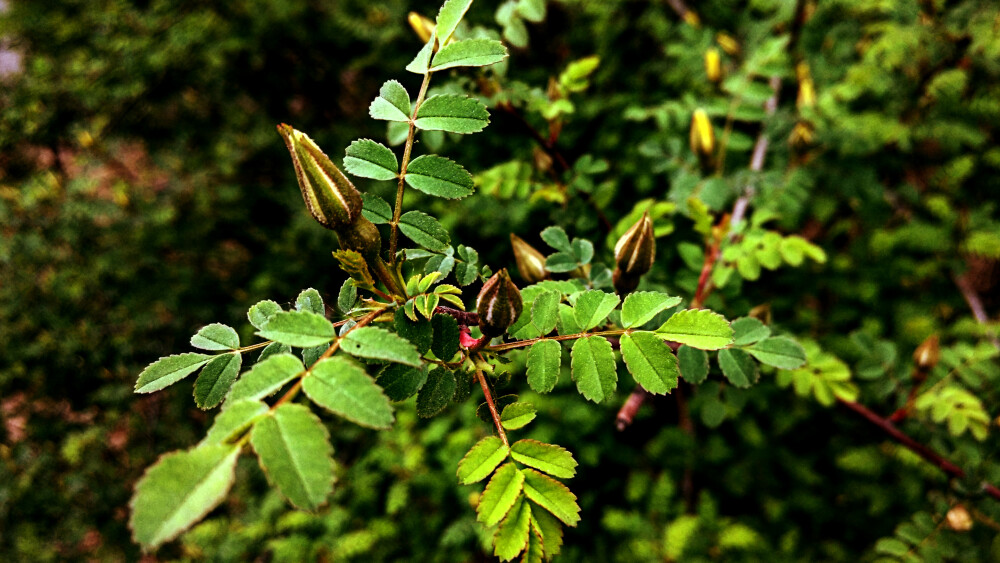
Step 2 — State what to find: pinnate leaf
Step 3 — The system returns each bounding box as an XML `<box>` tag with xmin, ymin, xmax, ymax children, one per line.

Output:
<box><xmin>191</xmin><ymin>323</ymin><xmax>240</xmax><ymax>351</ymax></box>
<box><xmin>294</xmin><ymin>288</ymin><xmax>324</xmax><ymax>316</ymax></box>
<box><xmin>457</xmin><ymin>436</ymin><xmax>510</xmax><ymax>485</ymax></box>
<box><xmin>510</xmin><ymin>440</ymin><xmax>578</xmax><ymax>479</ymax></box>
<box><xmin>344</xmin><ymin>139</ymin><xmax>398</xmax><ymax>181</ymax></box>
<box><xmin>530</xmin><ymin>291</ymin><xmax>560</xmax><ymax>335</ymax></box>
<box><xmin>303</xmin><ymin>357</ymin><xmax>395</xmax><ymax>429</ymax></box>
<box><xmin>256</xmin><ymin>311</ymin><xmax>335</xmax><ymax>348</ymax></box>
<box><xmin>718</xmin><ymin>348</ymin><xmax>759</xmax><ymax>388</ymax></box>
<box><xmin>431</xmin><ymin>313</ymin><xmax>461</xmax><ymax>360</ymax></box>
<box><xmin>361</xmin><ymin>193</ymin><xmax>393</xmax><ymax>225</ymax></box>
<box><xmin>406</xmin><ymin>33</ymin><xmax>436</xmax><ymax>74</ymax></box>
<box><xmin>201</xmin><ymin>400</ymin><xmax>268</xmax><ymax>445</ymax></box>
<box><xmin>527</xmin><ymin>340</ymin><xmax>561</xmax><ymax>393</ymax></box>
<box><xmin>129</xmin><ymin>444</ymin><xmax>240</xmax><ymax>549</ymax></box>
<box><xmin>521</xmin><ymin>468</ymin><xmax>580</xmax><ymax>526</ymax></box>
<box><xmin>500</xmin><ymin>402</ymin><xmax>537</xmax><ymax>430</ymax></box>
<box><xmin>250</xmin><ymin>403</ymin><xmax>335</xmax><ymax>511</ymax></box>
<box><xmin>405</xmin><ymin>154</ymin><xmax>474</xmax><ymax>199</ymax></box>
<box><xmin>135</xmin><ymin>353</ymin><xmax>211</xmax><ymax>393</ymax></box>
<box><xmin>376</xmin><ymin>364</ymin><xmax>428</xmax><ymax>402</ymax></box>
<box><xmin>540</xmin><ymin>226</ymin><xmax>572</xmax><ymax>253</ymax></box>
<box><xmin>399</xmin><ymin>210</ymin><xmax>451</xmax><ymax>252</ymax></box>
<box><xmin>531</xmin><ymin>504</ymin><xmax>564</xmax><ymax>556</ymax></box>
<box><xmin>417</xmin><ymin>367</ymin><xmax>456</xmax><ymax>417</ymax></box>
<box><xmin>620</xmin><ymin>292</ymin><xmax>682</xmax><ymax>328</ymax></box>
<box><xmin>368</xmin><ymin>80</ymin><xmax>411</xmax><ymax>121</ymax></box>
<box><xmin>478</xmin><ymin>462</ymin><xmax>525</xmax><ymax>527</ymax></box>
<box><xmin>571</xmin><ymin>336</ymin><xmax>617</xmax><ymax>403</ymax></box>
<box><xmin>431</xmin><ymin>39</ymin><xmax>508</xmax><ymax>71</ymax></box>
<box><xmin>573</xmin><ymin>290</ymin><xmax>620</xmax><ymax>331</ymax></box>
<box><xmin>655</xmin><ymin>309</ymin><xmax>733</xmax><ymax>350</ymax></box>
<box><xmin>414</xmin><ymin>95</ymin><xmax>490</xmax><ymax>134</ymax></box>
<box><xmin>340</xmin><ymin>326</ymin><xmax>422</xmax><ymax>367</ymax></box>
<box><xmin>226</xmin><ymin>353</ymin><xmax>303</xmax><ymax>404</ymax></box>
<box><xmin>620</xmin><ymin>331</ymin><xmax>679</xmax><ymax>395</ymax></box>
<box><xmin>194</xmin><ymin>352</ymin><xmax>242</xmax><ymax>410</ymax></box>
<box><xmin>495</xmin><ymin>496</ymin><xmax>532</xmax><ymax>561</ymax></box>
<box><xmin>747</xmin><ymin>336</ymin><xmax>807</xmax><ymax>369</ymax></box>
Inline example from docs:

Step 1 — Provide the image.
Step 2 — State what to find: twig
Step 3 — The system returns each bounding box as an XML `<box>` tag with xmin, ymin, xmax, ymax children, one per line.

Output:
<box><xmin>475</xmin><ymin>353</ymin><xmax>508</xmax><ymax>447</ymax></box>
<box><xmin>953</xmin><ymin>273</ymin><xmax>1000</xmax><ymax>349</ymax></box>
<box><xmin>729</xmin><ymin>75</ymin><xmax>781</xmax><ymax>231</ymax></box>
<box><xmin>434</xmin><ymin>306</ymin><xmax>479</xmax><ymax>325</ymax></box>
<box><xmin>389</xmin><ymin>70</ymin><xmax>434</xmax><ymax>261</ymax></box>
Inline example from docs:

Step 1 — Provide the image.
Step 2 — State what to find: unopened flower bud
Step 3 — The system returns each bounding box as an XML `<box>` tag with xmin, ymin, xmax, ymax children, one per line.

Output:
<box><xmin>946</xmin><ymin>505</ymin><xmax>973</xmax><ymax>532</ymax></box>
<box><xmin>913</xmin><ymin>334</ymin><xmax>939</xmax><ymax>371</ymax></box>
<box><xmin>716</xmin><ymin>32</ymin><xmax>740</xmax><ymax>55</ymax></box>
<box><xmin>796</xmin><ymin>62</ymin><xmax>816</xmax><ymax>109</ymax></box>
<box><xmin>510</xmin><ymin>234</ymin><xmax>549</xmax><ymax>283</ymax></box>
<box><xmin>407</xmin><ymin>12</ymin><xmax>435</xmax><ymax>44</ymax></box>
<box><xmin>690</xmin><ymin>109</ymin><xmax>715</xmax><ymax>172</ymax></box>
<box><xmin>277</xmin><ymin>124</ymin><xmax>363</xmax><ymax>230</ymax></box>
<box><xmin>705</xmin><ymin>48</ymin><xmax>722</xmax><ymax>82</ymax></box>
<box><xmin>613</xmin><ymin>211</ymin><xmax>656</xmax><ymax>295</ymax></box>
<box><xmin>476</xmin><ymin>269</ymin><xmax>523</xmax><ymax>338</ymax></box>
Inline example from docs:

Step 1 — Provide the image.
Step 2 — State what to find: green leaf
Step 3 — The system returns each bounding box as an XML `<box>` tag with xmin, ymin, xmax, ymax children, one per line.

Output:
<box><xmin>414</xmin><ymin>95</ymin><xmax>490</xmax><ymax>134</ymax></box>
<box><xmin>337</xmin><ymin>279</ymin><xmax>358</xmax><ymax>314</ymax></box>
<box><xmin>540</xmin><ymin>226</ymin><xmax>572</xmax><ymax>253</ymax></box>
<box><xmin>344</xmin><ymin>139</ymin><xmax>398</xmax><ymax>181</ymax></box>
<box><xmin>531</xmin><ymin>504</ymin><xmax>563</xmax><ymax>556</ymax></box>
<box><xmin>361</xmin><ymin>193</ymin><xmax>393</xmax><ymax>225</ymax></box>
<box><xmin>417</xmin><ymin>367</ymin><xmax>456</xmax><ymax>417</ymax></box>
<box><xmin>191</xmin><ymin>323</ymin><xmax>240</xmax><ymax>351</ymax></box>
<box><xmin>747</xmin><ymin>336</ymin><xmax>807</xmax><ymax>369</ymax></box>
<box><xmin>398</xmin><ymin>210</ymin><xmax>451</xmax><ymax>252</ymax></box>
<box><xmin>250</xmin><ymin>403</ymin><xmax>335</xmax><ymax>511</ymax></box>
<box><xmin>556</xmin><ymin>303</ymin><xmax>583</xmax><ymax>335</ymax></box>
<box><xmin>340</xmin><ymin>326</ymin><xmax>422</xmax><ymax>367</ymax></box>
<box><xmin>521</xmin><ymin>468</ymin><xmax>580</xmax><ymax>526</ymax></box>
<box><xmin>501</xmin><ymin>402</ymin><xmax>537</xmax><ymax>430</ymax></box>
<box><xmin>530</xmin><ymin>291</ymin><xmax>560</xmax><ymax>334</ymax></box>
<box><xmin>394</xmin><ymin>309</ymin><xmax>433</xmax><ymax>354</ymax></box>
<box><xmin>201</xmin><ymin>400</ymin><xmax>268</xmax><ymax>445</ymax></box>
<box><xmin>523</xmin><ymin>527</ymin><xmax>544</xmax><ymax>563</ymax></box>
<box><xmin>248</xmin><ymin>300</ymin><xmax>282</xmax><ymax>330</ymax></box>
<box><xmin>129</xmin><ymin>444</ymin><xmax>240</xmax><ymax>549</ymax></box>
<box><xmin>226</xmin><ymin>353</ymin><xmax>304</xmax><ymax>404</ymax></box>
<box><xmin>257</xmin><ymin>341</ymin><xmax>291</xmax><ymax>363</ymax></box>
<box><xmin>494</xmin><ymin>496</ymin><xmax>531</xmax><ymax>561</ymax></box>
<box><xmin>457</xmin><ymin>436</ymin><xmax>510</xmax><ymax>485</ymax></box>
<box><xmin>731</xmin><ymin>317</ymin><xmax>771</xmax><ymax>346</ymax></box>
<box><xmin>257</xmin><ymin>311</ymin><xmax>335</xmax><ymax>348</ymax></box>
<box><xmin>570</xmin><ymin>336</ymin><xmax>617</xmax><ymax>403</ymax></box>
<box><xmin>573</xmin><ymin>290</ymin><xmax>620</xmax><ymax>331</ymax></box>
<box><xmin>435</xmin><ymin>0</ymin><xmax>473</xmax><ymax>44</ymax></box>
<box><xmin>135</xmin><ymin>353</ymin><xmax>211</xmax><ymax>393</ymax></box>
<box><xmin>718</xmin><ymin>348</ymin><xmax>759</xmax><ymax>388</ymax></box>
<box><xmin>431</xmin><ymin>313</ymin><xmax>461</xmax><ymax>360</ymax></box>
<box><xmin>655</xmin><ymin>309</ymin><xmax>733</xmax><ymax>350</ymax></box>
<box><xmin>620</xmin><ymin>331</ymin><xmax>679</xmax><ymax>395</ymax></box>
<box><xmin>517</xmin><ymin>0</ymin><xmax>546</xmax><ymax>22</ymax></box>
<box><xmin>303</xmin><ymin>357</ymin><xmax>395</xmax><ymax>429</ymax></box>
<box><xmin>405</xmin><ymin>154</ymin><xmax>474</xmax><ymax>199</ymax></box>
<box><xmin>510</xmin><ymin>440</ymin><xmax>577</xmax><ymax>479</ymax></box>
<box><xmin>677</xmin><ymin>345</ymin><xmax>709</xmax><ymax>384</ymax></box>
<box><xmin>295</xmin><ymin>288</ymin><xmax>324</xmax><ymax>316</ymax></box>
<box><xmin>431</xmin><ymin>39</ymin><xmax>508</xmax><ymax>71</ymax></box>
<box><xmin>620</xmin><ymin>292</ymin><xmax>682</xmax><ymax>328</ymax></box>
<box><xmin>526</xmin><ymin>339</ymin><xmax>561</xmax><ymax>393</ymax></box>
<box><xmin>376</xmin><ymin>364</ymin><xmax>428</xmax><ymax>402</ymax></box>
<box><xmin>478</xmin><ymin>462</ymin><xmax>525</xmax><ymax>527</ymax></box>
<box><xmin>368</xmin><ymin>79</ymin><xmax>411</xmax><ymax>121</ymax></box>
<box><xmin>194</xmin><ymin>353</ymin><xmax>242</xmax><ymax>410</ymax></box>
<box><xmin>406</xmin><ymin>33</ymin><xmax>436</xmax><ymax>74</ymax></box>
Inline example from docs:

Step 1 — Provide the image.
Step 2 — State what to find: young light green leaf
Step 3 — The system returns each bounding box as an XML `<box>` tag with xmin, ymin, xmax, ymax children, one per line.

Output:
<box><xmin>573</xmin><ymin>290</ymin><xmax>620</xmax><ymax>331</ymax></box>
<box><xmin>677</xmin><ymin>345</ymin><xmax>709</xmax><ymax>384</ymax></box>
<box><xmin>295</xmin><ymin>288</ymin><xmax>324</xmax><ymax>316</ymax></box>
<box><xmin>135</xmin><ymin>353</ymin><xmax>211</xmax><ymax>393</ymax></box>
<box><xmin>376</xmin><ymin>364</ymin><xmax>428</xmax><ymax>402</ymax></box>
<box><xmin>510</xmin><ymin>440</ymin><xmax>578</xmax><ymax>479</ymax></box>
<box><xmin>399</xmin><ymin>210</ymin><xmax>452</xmax><ymax>252</ymax></box>
<box><xmin>302</xmin><ymin>357</ymin><xmax>395</xmax><ymax>429</ymax></box>
<box><xmin>430</xmin><ymin>39</ymin><xmax>508</xmax><ymax>71</ymax></box>
<box><xmin>250</xmin><ymin>403</ymin><xmax>335</xmax><ymax>511</ymax></box>
<box><xmin>368</xmin><ymin>79</ymin><xmax>411</xmax><ymax>121</ymax></box>
<box><xmin>344</xmin><ymin>139</ymin><xmax>398</xmax><ymax>181</ymax></box>
<box><xmin>494</xmin><ymin>496</ymin><xmax>531</xmax><ymax>561</ymax></box>
<box><xmin>405</xmin><ymin>154</ymin><xmax>475</xmax><ymax>199</ymax></box>
<box><xmin>526</xmin><ymin>339</ymin><xmax>561</xmax><ymax>393</ymax></box>
<box><xmin>414</xmin><ymin>94</ymin><xmax>490</xmax><ymax>134</ymax></box>
<box><xmin>256</xmin><ymin>311</ymin><xmax>335</xmax><ymax>348</ymax></box>
<box><xmin>406</xmin><ymin>33</ymin><xmax>436</xmax><ymax>74</ymax></box>
<box><xmin>201</xmin><ymin>400</ymin><xmax>268</xmax><ymax>445</ymax></box>
<box><xmin>521</xmin><ymin>468</ymin><xmax>580</xmax><ymax>526</ymax></box>
<box><xmin>190</xmin><ymin>323</ymin><xmax>240</xmax><ymax>351</ymax></box>
<box><xmin>517</xmin><ymin>0</ymin><xmax>546</xmax><ymax>22</ymax></box>
<box><xmin>340</xmin><ymin>326</ymin><xmax>422</xmax><ymax>367</ymax></box>
<box><xmin>435</xmin><ymin>0</ymin><xmax>474</xmax><ymax>44</ymax></box>
<box><xmin>478</xmin><ymin>462</ymin><xmax>525</xmax><ymax>527</ymax></box>
<box><xmin>501</xmin><ymin>402</ymin><xmax>537</xmax><ymax>430</ymax></box>
<box><xmin>718</xmin><ymin>348</ymin><xmax>759</xmax><ymax>388</ymax></box>
<box><xmin>523</xmin><ymin>528</ymin><xmax>543</xmax><ymax>563</ymax></box>
<box><xmin>530</xmin><ymin>291</ymin><xmax>560</xmax><ymax>335</ymax></box>
<box><xmin>457</xmin><ymin>436</ymin><xmax>510</xmax><ymax>485</ymax></box>
<box><xmin>747</xmin><ymin>336</ymin><xmax>807</xmax><ymax>369</ymax></box>
<box><xmin>417</xmin><ymin>367</ymin><xmax>456</xmax><ymax>417</ymax></box>
<box><xmin>129</xmin><ymin>444</ymin><xmax>240</xmax><ymax>549</ymax></box>
<box><xmin>248</xmin><ymin>300</ymin><xmax>282</xmax><ymax>330</ymax></box>
<box><xmin>620</xmin><ymin>292</ymin><xmax>682</xmax><ymax>328</ymax></box>
<box><xmin>226</xmin><ymin>353</ymin><xmax>304</xmax><ymax>404</ymax></box>
<box><xmin>361</xmin><ymin>193</ymin><xmax>393</xmax><ymax>225</ymax></box>
<box><xmin>655</xmin><ymin>309</ymin><xmax>734</xmax><ymax>350</ymax></box>
<box><xmin>193</xmin><ymin>352</ymin><xmax>242</xmax><ymax>410</ymax></box>
<box><xmin>570</xmin><ymin>336</ymin><xmax>617</xmax><ymax>403</ymax></box>
<box><xmin>531</xmin><ymin>505</ymin><xmax>563</xmax><ymax>557</ymax></box>
<box><xmin>731</xmin><ymin>317</ymin><xmax>771</xmax><ymax>346</ymax></box>
<box><xmin>620</xmin><ymin>331</ymin><xmax>679</xmax><ymax>395</ymax></box>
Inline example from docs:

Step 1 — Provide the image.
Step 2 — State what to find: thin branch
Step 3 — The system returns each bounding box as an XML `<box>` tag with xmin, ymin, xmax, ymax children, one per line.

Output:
<box><xmin>434</xmin><ymin>305</ymin><xmax>479</xmax><ymax>326</ymax></box>
<box><xmin>953</xmin><ymin>272</ymin><xmax>1000</xmax><ymax>349</ymax></box>
<box><xmin>729</xmin><ymin>75</ymin><xmax>781</xmax><ymax>231</ymax></box>
<box><xmin>475</xmin><ymin>353</ymin><xmax>508</xmax><ymax>447</ymax></box>
<box><xmin>389</xmin><ymin>70</ymin><xmax>434</xmax><ymax>261</ymax></box>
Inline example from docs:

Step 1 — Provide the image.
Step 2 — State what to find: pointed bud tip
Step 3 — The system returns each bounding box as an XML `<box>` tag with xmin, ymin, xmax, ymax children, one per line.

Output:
<box><xmin>510</xmin><ymin>233</ymin><xmax>549</xmax><ymax>283</ymax></box>
<box><xmin>476</xmin><ymin>268</ymin><xmax>523</xmax><ymax>338</ymax></box>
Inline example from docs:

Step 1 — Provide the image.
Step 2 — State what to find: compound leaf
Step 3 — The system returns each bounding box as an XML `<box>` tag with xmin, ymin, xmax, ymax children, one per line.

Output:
<box><xmin>190</xmin><ymin>323</ymin><xmax>239</xmax><ymax>351</ymax></box>
<box><xmin>341</xmin><ymin>326</ymin><xmax>422</xmax><ymax>367</ymax></box>
<box><xmin>414</xmin><ymin>94</ymin><xmax>490</xmax><ymax>134</ymax></box>
<box><xmin>570</xmin><ymin>336</ymin><xmax>617</xmax><ymax>403</ymax></box>
<box><xmin>135</xmin><ymin>353</ymin><xmax>211</xmax><ymax>393</ymax></box>
<box><xmin>405</xmin><ymin>154</ymin><xmax>474</xmax><ymax>199</ymax></box>
<box><xmin>417</xmin><ymin>367</ymin><xmax>456</xmax><ymax>417</ymax></box>
<box><xmin>256</xmin><ymin>311</ymin><xmax>335</xmax><ymax>348</ymax></box>
<box><xmin>655</xmin><ymin>309</ymin><xmax>733</xmax><ymax>350</ymax></box>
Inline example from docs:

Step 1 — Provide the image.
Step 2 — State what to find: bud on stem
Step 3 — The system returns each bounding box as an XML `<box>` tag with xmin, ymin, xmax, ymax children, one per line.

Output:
<box><xmin>278</xmin><ymin>124</ymin><xmax>363</xmax><ymax>230</ymax></box>
<box><xmin>613</xmin><ymin>211</ymin><xmax>656</xmax><ymax>295</ymax></box>
<box><xmin>705</xmin><ymin>48</ymin><xmax>722</xmax><ymax>83</ymax></box>
<box><xmin>510</xmin><ymin>234</ymin><xmax>549</xmax><ymax>283</ymax></box>
<box><xmin>690</xmin><ymin>109</ymin><xmax>715</xmax><ymax>173</ymax></box>
<box><xmin>407</xmin><ymin>12</ymin><xmax>435</xmax><ymax>44</ymax></box>
<box><xmin>476</xmin><ymin>269</ymin><xmax>523</xmax><ymax>338</ymax></box>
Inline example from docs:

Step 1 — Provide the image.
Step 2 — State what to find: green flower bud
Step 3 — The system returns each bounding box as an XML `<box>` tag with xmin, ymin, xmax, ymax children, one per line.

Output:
<box><xmin>277</xmin><ymin>123</ymin><xmax>362</xmax><ymax>230</ymax></box>
<box><xmin>510</xmin><ymin>233</ymin><xmax>549</xmax><ymax>283</ymax></box>
<box><xmin>613</xmin><ymin>211</ymin><xmax>655</xmax><ymax>295</ymax></box>
<box><xmin>476</xmin><ymin>269</ymin><xmax>523</xmax><ymax>338</ymax></box>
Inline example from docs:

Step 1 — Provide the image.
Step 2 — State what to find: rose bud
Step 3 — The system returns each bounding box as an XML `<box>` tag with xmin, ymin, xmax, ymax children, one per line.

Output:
<box><xmin>946</xmin><ymin>505</ymin><xmax>973</xmax><ymax>532</ymax></box>
<box><xmin>476</xmin><ymin>269</ymin><xmax>523</xmax><ymax>338</ymax></box>
<box><xmin>277</xmin><ymin>124</ymin><xmax>363</xmax><ymax>231</ymax></box>
<box><xmin>510</xmin><ymin>233</ymin><xmax>548</xmax><ymax>283</ymax></box>
<box><xmin>913</xmin><ymin>334</ymin><xmax>939</xmax><ymax>372</ymax></box>
<box><xmin>613</xmin><ymin>211</ymin><xmax>656</xmax><ymax>295</ymax></box>
<box><xmin>689</xmin><ymin>108</ymin><xmax>715</xmax><ymax>172</ymax></box>
<box><xmin>407</xmin><ymin>12</ymin><xmax>435</xmax><ymax>44</ymax></box>
<box><xmin>705</xmin><ymin>48</ymin><xmax>722</xmax><ymax>83</ymax></box>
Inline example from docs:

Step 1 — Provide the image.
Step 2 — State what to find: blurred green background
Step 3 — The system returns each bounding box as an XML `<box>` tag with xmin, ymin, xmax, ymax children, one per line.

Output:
<box><xmin>3</xmin><ymin>0</ymin><xmax>1000</xmax><ymax>560</ymax></box>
